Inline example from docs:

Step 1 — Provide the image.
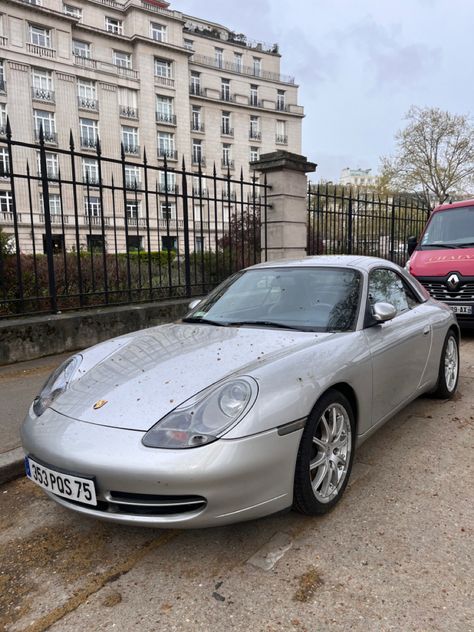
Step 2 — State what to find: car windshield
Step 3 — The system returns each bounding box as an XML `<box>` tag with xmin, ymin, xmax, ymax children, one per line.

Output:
<box><xmin>184</xmin><ymin>267</ymin><xmax>361</xmax><ymax>332</ymax></box>
<box><xmin>420</xmin><ymin>206</ymin><xmax>474</xmax><ymax>248</ymax></box>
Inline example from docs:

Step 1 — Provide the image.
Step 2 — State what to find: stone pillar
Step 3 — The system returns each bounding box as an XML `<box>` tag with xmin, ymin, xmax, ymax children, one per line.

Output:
<box><xmin>251</xmin><ymin>151</ymin><xmax>316</xmax><ymax>261</ymax></box>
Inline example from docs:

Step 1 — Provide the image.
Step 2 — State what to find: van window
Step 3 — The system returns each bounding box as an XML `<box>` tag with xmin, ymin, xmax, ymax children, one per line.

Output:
<box><xmin>421</xmin><ymin>206</ymin><xmax>474</xmax><ymax>247</ymax></box>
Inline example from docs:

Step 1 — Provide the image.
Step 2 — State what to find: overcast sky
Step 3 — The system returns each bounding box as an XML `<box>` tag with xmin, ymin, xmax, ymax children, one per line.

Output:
<box><xmin>175</xmin><ymin>0</ymin><xmax>473</xmax><ymax>181</ymax></box>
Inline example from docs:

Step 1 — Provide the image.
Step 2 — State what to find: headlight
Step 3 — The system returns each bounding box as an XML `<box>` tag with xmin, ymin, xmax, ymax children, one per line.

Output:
<box><xmin>142</xmin><ymin>377</ymin><xmax>258</xmax><ymax>449</ymax></box>
<box><xmin>33</xmin><ymin>355</ymin><xmax>82</xmax><ymax>417</ymax></box>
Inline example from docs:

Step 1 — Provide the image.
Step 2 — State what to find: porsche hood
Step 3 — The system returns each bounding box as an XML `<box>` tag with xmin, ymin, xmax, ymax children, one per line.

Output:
<box><xmin>52</xmin><ymin>323</ymin><xmax>328</xmax><ymax>431</ymax></box>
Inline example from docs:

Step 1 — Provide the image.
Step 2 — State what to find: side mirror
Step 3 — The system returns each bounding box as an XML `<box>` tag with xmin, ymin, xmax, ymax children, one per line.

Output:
<box><xmin>407</xmin><ymin>236</ymin><xmax>418</xmax><ymax>256</ymax></box>
<box><xmin>188</xmin><ymin>299</ymin><xmax>201</xmax><ymax>311</ymax></box>
<box><xmin>372</xmin><ymin>302</ymin><xmax>397</xmax><ymax>323</ymax></box>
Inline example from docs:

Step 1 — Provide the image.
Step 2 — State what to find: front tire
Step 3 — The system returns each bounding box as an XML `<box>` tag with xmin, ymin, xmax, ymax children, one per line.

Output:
<box><xmin>293</xmin><ymin>389</ymin><xmax>355</xmax><ymax>516</ymax></box>
<box><xmin>430</xmin><ymin>331</ymin><xmax>459</xmax><ymax>399</ymax></box>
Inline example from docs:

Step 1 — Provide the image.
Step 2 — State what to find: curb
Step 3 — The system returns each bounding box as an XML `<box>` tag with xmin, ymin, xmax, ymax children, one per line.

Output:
<box><xmin>0</xmin><ymin>447</ymin><xmax>25</xmax><ymax>485</ymax></box>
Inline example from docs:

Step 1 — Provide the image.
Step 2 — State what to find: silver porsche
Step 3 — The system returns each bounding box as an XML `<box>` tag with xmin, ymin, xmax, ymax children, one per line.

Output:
<box><xmin>21</xmin><ymin>256</ymin><xmax>460</xmax><ymax>528</ymax></box>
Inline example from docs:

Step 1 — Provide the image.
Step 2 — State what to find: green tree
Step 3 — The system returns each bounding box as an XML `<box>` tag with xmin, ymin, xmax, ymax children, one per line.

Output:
<box><xmin>380</xmin><ymin>106</ymin><xmax>474</xmax><ymax>210</ymax></box>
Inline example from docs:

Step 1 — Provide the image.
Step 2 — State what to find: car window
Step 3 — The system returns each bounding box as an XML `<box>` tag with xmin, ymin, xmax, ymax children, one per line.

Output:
<box><xmin>368</xmin><ymin>269</ymin><xmax>419</xmax><ymax>314</ymax></box>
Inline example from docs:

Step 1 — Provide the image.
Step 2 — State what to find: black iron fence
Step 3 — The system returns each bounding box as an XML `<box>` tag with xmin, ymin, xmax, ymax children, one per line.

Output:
<box><xmin>307</xmin><ymin>183</ymin><xmax>429</xmax><ymax>265</ymax></box>
<box><xmin>0</xmin><ymin>123</ymin><xmax>268</xmax><ymax>317</ymax></box>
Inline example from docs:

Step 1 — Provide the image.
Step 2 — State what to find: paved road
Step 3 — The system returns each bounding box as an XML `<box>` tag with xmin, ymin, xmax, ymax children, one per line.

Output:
<box><xmin>1</xmin><ymin>337</ymin><xmax>473</xmax><ymax>632</ymax></box>
<box><xmin>0</xmin><ymin>354</ymin><xmax>70</xmax><ymax>454</ymax></box>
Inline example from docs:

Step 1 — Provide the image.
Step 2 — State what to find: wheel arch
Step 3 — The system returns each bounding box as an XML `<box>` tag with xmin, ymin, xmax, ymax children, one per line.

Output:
<box><xmin>314</xmin><ymin>382</ymin><xmax>359</xmax><ymax>433</ymax></box>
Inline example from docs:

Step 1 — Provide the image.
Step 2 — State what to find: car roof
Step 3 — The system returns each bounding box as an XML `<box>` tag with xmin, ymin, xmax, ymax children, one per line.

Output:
<box><xmin>433</xmin><ymin>199</ymin><xmax>474</xmax><ymax>212</ymax></box>
<box><xmin>247</xmin><ymin>255</ymin><xmax>400</xmax><ymax>273</ymax></box>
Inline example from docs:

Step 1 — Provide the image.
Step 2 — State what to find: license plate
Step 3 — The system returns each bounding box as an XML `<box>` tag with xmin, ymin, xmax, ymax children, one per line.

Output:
<box><xmin>25</xmin><ymin>456</ymin><xmax>97</xmax><ymax>506</ymax></box>
<box><xmin>451</xmin><ymin>305</ymin><xmax>473</xmax><ymax>315</ymax></box>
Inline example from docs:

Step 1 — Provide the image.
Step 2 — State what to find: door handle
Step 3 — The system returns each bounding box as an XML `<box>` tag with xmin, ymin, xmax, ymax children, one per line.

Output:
<box><xmin>423</xmin><ymin>325</ymin><xmax>431</xmax><ymax>335</ymax></box>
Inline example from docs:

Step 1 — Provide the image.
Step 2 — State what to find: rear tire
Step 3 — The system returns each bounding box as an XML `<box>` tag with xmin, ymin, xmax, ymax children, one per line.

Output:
<box><xmin>293</xmin><ymin>389</ymin><xmax>355</xmax><ymax>516</ymax></box>
<box><xmin>430</xmin><ymin>331</ymin><xmax>459</xmax><ymax>399</ymax></box>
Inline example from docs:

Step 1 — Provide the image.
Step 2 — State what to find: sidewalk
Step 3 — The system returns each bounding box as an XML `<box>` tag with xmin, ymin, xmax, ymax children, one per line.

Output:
<box><xmin>0</xmin><ymin>352</ymin><xmax>70</xmax><ymax>483</ymax></box>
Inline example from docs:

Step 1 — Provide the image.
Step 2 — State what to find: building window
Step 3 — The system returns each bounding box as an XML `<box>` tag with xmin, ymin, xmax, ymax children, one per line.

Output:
<box><xmin>0</xmin><ymin>191</ymin><xmax>12</xmax><ymax>214</ymax></box>
<box><xmin>105</xmin><ymin>17</ymin><xmax>123</xmax><ymax>35</ymax></box>
<box><xmin>87</xmin><ymin>234</ymin><xmax>105</xmax><ymax>251</ymax></box>
<box><xmin>0</xmin><ymin>148</ymin><xmax>9</xmax><ymax>177</ymax></box>
<box><xmin>222</xmin><ymin>143</ymin><xmax>232</xmax><ymax>167</ymax></box>
<box><xmin>192</xmin><ymin>139</ymin><xmax>203</xmax><ymax>165</ymax></box>
<box><xmin>127</xmin><ymin>235</ymin><xmax>143</xmax><ymax>251</ymax></box>
<box><xmin>82</xmin><ymin>157</ymin><xmax>99</xmax><ymax>185</ymax></box>
<box><xmin>221</xmin><ymin>78</ymin><xmax>231</xmax><ymax>101</ymax></box>
<box><xmin>191</xmin><ymin>106</ymin><xmax>202</xmax><ymax>132</ymax></box>
<box><xmin>63</xmin><ymin>4</ymin><xmax>82</xmax><ymax>19</ymax></box>
<box><xmin>40</xmin><ymin>192</ymin><xmax>61</xmax><ymax>216</ymax></box>
<box><xmin>29</xmin><ymin>25</ymin><xmax>51</xmax><ymax>48</ymax></box>
<box><xmin>113</xmin><ymin>51</ymin><xmax>132</xmax><ymax>68</ymax></box>
<box><xmin>155</xmin><ymin>58</ymin><xmax>172</xmax><ymax>78</ymax></box>
<box><xmin>221</xmin><ymin>111</ymin><xmax>232</xmax><ymax>136</ymax></box>
<box><xmin>277</xmin><ymin>90</ymin><xmax>286</xmax><ymax>111</ymax></box>
<box><xmin>121</xmin><ymin>126</ymin><xmax>139</xmax><ymax>154</ymax></box>
<box><xmin>72</xmin><ymin>40</ymin><xmax>90</xmax><ymax>58</ymax></box>
<box><xmin>276</xmin><ymin>120</ymin><xmax>287</xmax><ymax>144</ymax></box>
<box><xmin>234</xmin><ymin>53</ymin><xmax>243</xmax><ymax>72</ymax></box>
<box><xmin>250</xmin><ymin>146</ymin><xmax>260</xmax><ymax>162</ymax></box>
<box><xmin>161</xmin><ymin>235</ymin><xmax>177</xmax><ymax>251</ymax></box>
<box><xmin>158</xmin><ymin>171</ymin><xmax>176</xmax><ymax>193</ymax></box>
<box><xmin>156</xmin><ymin>95</ymin><xmax>174</xmax><ymax>124</ymax></box>
<box><xmin>33</xmin><ymin>110</ymin><xmax>56</xmax><ymax>142</ymax></box>
<box><xmin>250</xmin><ymin>115</ymin><xmax>260</xmax><ymax>140</ymax></box>
<box><xmin>77</xmin><ymin>79</ymin><xmax>97</xmax><ymax>109</ymax></box>
<box><xmin>157</xmin><ymin>132</ymin><xmax>175</xmax><ymax>158</ymax></box>
<box><xmin>31</xmin><ymin>68</ymin><xmax>54</xmax><ymax>101</ymax></box>
<box><xmin>37</xmin><ymin>152</ymin><xmax>59</xmax><ymax>179</ymax></box>
<box><xmin>150</xmin><ymin>22</ymin><xmax>167</xmax><ymax>42</ymax></box>
<box><xmin>126</xmin><ymin>200</ymin><xmax>141</xmax><ymax>220</ymax></box>
<box><xmin>0</xmin><ymin>103</ymin><xmax>6</xmax><ymax>134</ymax></box>
<box><xmin>125</xmin><ymin>165</ymin><xmax>141</xmax><ymax>189</ymax></box>
<box><xmin>79</xmin><ymin>118</ymin><xmax>98</xmax><ymax>148</ymax></box>
<box><xmin>215</xmin><ymin>47</ymin><xmax>223</xmax><ymax>68</ymax></box>
<box><xmin>0</xmin><ymin>61</ymin><xmax>5</xmax><ymax>93</ymax></box>
<box><xmin>195</xmin><ymin>236</ymin><xmax>205</xmax><ymax>252</ymax></box>
<box><xmin>253</xmin><ymin>57</ymin><xmax>262</xmax><ymax>77</ymax></box>
<box><xmin>160</xmin><ymin>202</ymin><xmax>176</xmax><ymax>220</ymax></box>
<box><xmin>190</xmin><ymin>71</ymin><xmax>200</xmax><ymax>95</ymax></box>
<box><xmin>84</xmin><ymin>195</ymin><xmax>101</xmax><ymax>217</ymax></box>
<box><xmin>250</xmin><ymin>84</ymin><xmax>259</xmax><ymax>107</ymax></box>
<box><xmin>118</xmin><ymin>87</ymin><xmax>138</xmax><ymax>118</ymax></box>
<box><xmin>184</xmin><ymin>39</ymin><xmax>194</xmax><ymax>50</ymax></box>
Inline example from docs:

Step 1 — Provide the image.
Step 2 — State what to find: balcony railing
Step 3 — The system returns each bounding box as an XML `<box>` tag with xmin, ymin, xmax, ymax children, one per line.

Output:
<box><xmin>127</xmin><ymin>217</ymin><xmax>147</xmax><ymax>228</ymax></box>
<box><xmin>157</xmin><ymin>147</ymin><xmax>178</xmax><ymax>160</ymax></box>
<box><xmin>249</xmin><ymin>97</ymin><xmax>262</xmax><ymax>108</ymax></box>
<box><xmin>123</xmin><ymin>143</ymin><xmax>140</xmax><ymax>156</ymax></box>
<box><xmin>156</xmin><ymin>112</ymin><xmax>176</xmax><ymax>125</ymax></box>
<box><xmin>78</xmin><ymin>96</ymin><xmax>98</xmax><ymax>111</ymax></box>
<box><xmin>31</xmin><ymin>87</ymin><xmax>55</xmax><ymax>103</ymax></box>
<box><xmin>249</xmin><ymin>130</ymin><xmax>261</xmax><ymax>140</ymax></box>
<box><xmin>222</xmin><ymin>159</ymin><xmax>234</xmax><ymax>169</ymax></box>
<box><xmin>0</xmin><ymin>125</ymin><xmax>7</xmax><ymax>137</ymax></box>
<box><xmin>276</xmin><ymin>103</ymin><xmax>288</xmax><ymax>112</ymax></box>
<box><xmin>192</xmin><ymin>156</ymin><xmax>206</xmax><ymax>167</ymax></box>
<box><xmin>158</xmin><ymin>183</ymin><xmax>179</xmax><ymax>194</ymax></box>
<box><xmin>191</xmin><ymin>122</ymin><xmax>205</xmax><ymax>132</ymax></box>
<box><xmin>80</xmin><ymin>136</ymin><xmax>98</xmax><ymax>149</ymax></box>
<box><xmin>192</xmin><ymin>186</ymin><xmax>208</xmax><ymax>196</ymax></box>
<box><xmin>84</xmin><ymin>214</ymin><xmax>111</xmax><ymax>227</ymax></box>
<box><xmin>119</xmin><ymin>105</ymin><xmax>139</xmax><ymax>119</ymax></box>
<box><xmin>0</xmin><ymin>36</ymin><xmax>8</xmax><ymax>48</ymax></box>
<box><xmin>0</xmin><ymin>211</ymin><xmax>17</xmax><ymax>224</ymax></box>
<box><xmin>125</xmin><ymin>177</ymin><xmax>141</xmax><ymax>189</ymax></box>
<box><xmin>73</xmin><ymin>54</ymin><xmax>139</xmax><ymax>80</ymax></box>
<box><xmin>34</xmin><ymin>129</ymin><xmax>58</xmax><ymax>144</ymax></box>
<box><xmin>0</xmin><ymin>79</ymin><xmax>6</xmax><ymax>94</ymax></box>
<box><xmin>221</xmin><ymin>126</ymin><xmax>234</xmax><ymax>137</ymax></box>
<box><xmin>276</xmin><ymin>134</ymin><xmax>288</xmax><ymax>145</ymax></box>
<box><xmin>190</xmin><ymin>53</ymin><xmax>295</xmax><ymax>85</ymax></box>
<box><xmin>83</xmin><ymin>175</ymin><xmax>100</xmax><ymax>186</ymax></box>
<box><xmin>155</xmin><ymin>76</ymin><xmax>175</xmax><ymax>88</ymax></box>
<box><xmin>189</xmin><ymin>84</ymin><xmax>202</xmax><ymax>96</ymax></box>
<box><xmin>27</xmin><ymin>43</ymin><xmax>56</xmax><ymax>58</ymax></box>
<box><xmin>39</xmin><ymin>213</ymin><xmax>68</xmax><ymax>225</ymax></box>
<box><xmin>220</xmin><ymin>92</ymin><xmax>235</xmax><ymax>103</ymax></box>
<box><xmin>38</xmin><ymin>168</ymin><xmax>60</xmax><ymax>181</ymax></box>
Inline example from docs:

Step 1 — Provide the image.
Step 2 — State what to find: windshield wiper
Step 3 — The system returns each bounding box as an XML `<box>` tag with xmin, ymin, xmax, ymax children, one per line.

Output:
<box><xmin>421</xmin><ymin>243</ymin><xmax>460</xmax><ymax>249</ymax></box>
<box><xmin>457</xmin><ymin>242</ymin><xmax>474</xmax><ymax>248</ymax></box>
<box><xmin>182</xmin><ymin>317</ymin><xmax>228</xmax><ymax>327</ymax></box>
<box><xmin>227</xmin><ymin>320</ymin><xmax>306</xmax><ymax>331</ymax></box>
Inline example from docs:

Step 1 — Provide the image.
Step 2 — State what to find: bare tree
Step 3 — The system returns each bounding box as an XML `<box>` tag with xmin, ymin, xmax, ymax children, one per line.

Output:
<box><xmin>380</xmin><ymin>106</ymin><xmax>474</xmax><ymax>210</ymax></box>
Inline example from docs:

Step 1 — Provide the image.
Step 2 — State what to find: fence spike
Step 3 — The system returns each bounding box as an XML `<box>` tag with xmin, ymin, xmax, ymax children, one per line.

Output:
<box><xmin>6</xmin><ymin>115</ymin><xmax>12</xmax><ymax>139</ymax></box>
<box><xmin>69</xmin><ymin>129</ymin><xmax>75</xmax><ymax>151</ymax></box>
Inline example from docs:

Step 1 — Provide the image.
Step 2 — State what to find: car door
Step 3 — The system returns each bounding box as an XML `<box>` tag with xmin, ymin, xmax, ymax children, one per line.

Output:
<box><xmin>363</xmin><ymin>267</ymin><xmax>432</xmax><ymax>425</ymax></box>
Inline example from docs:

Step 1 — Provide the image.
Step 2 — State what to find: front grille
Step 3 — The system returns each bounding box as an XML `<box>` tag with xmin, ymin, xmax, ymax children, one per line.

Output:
<box><xmin>57</xmin><ymin>492</ymin><xmax>207</xmax><ymax>516</ymax></box>
<box><xmin>420</xmin><ymin>280</ymin><xmax>474</xmax><ymax>303</ymax></box>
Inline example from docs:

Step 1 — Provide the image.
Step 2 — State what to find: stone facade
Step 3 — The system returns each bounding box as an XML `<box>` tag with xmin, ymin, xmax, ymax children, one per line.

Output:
<box><xmin>0</xmin><ymin>0</ymin><xmax>303</xmax><ymax>254</ymax></box>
